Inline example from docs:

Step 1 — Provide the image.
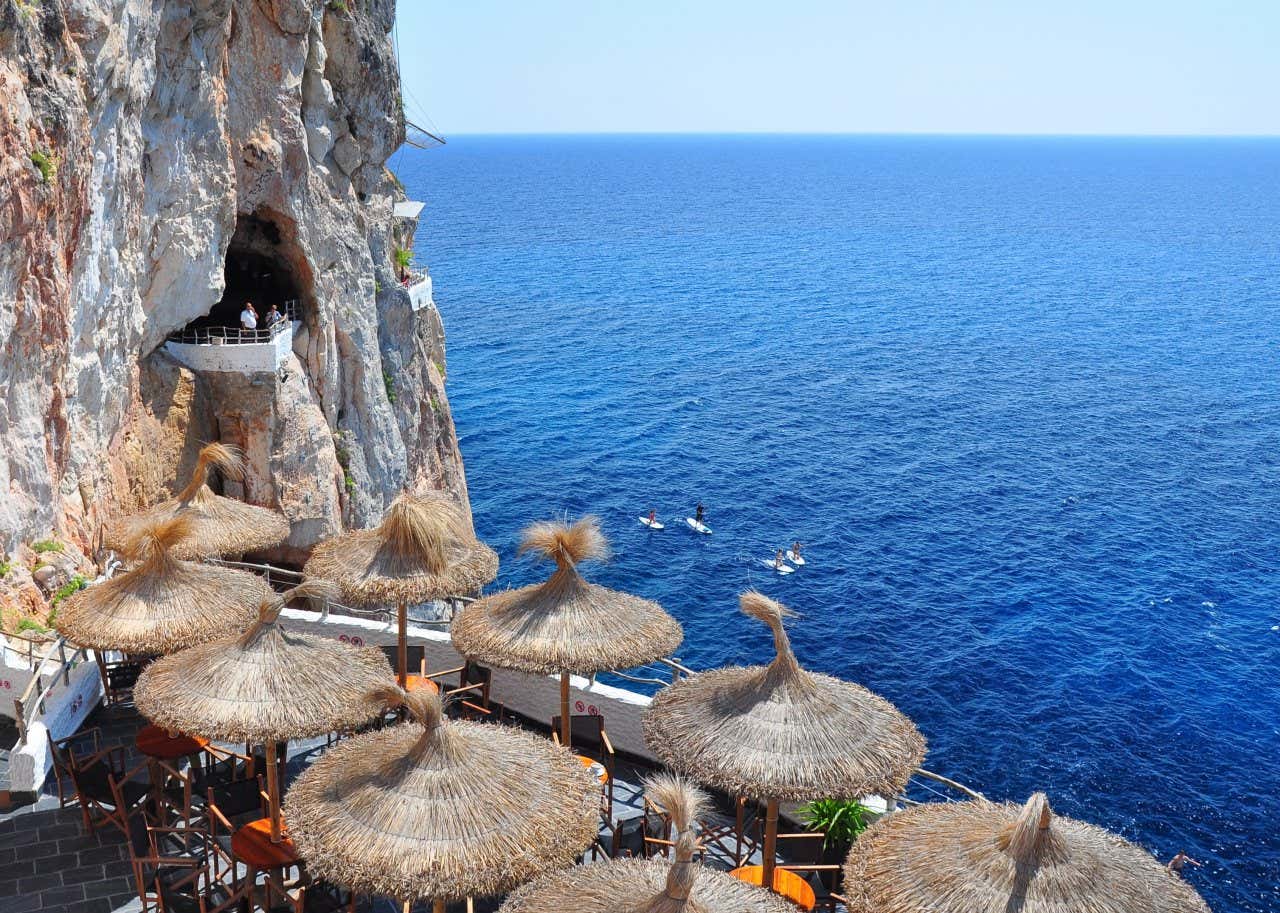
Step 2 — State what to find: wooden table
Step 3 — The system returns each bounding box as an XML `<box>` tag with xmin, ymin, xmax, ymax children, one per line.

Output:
<box><xmin>135</xmin><ymin>724</ymin><xmax>209</xmax><ymax>815</ymax></box>
<box><xmin>135</xmin><ymin>724</ymin><xmax>208</xmax><ymax>760</ymax></box>
<box><xmin>232</xmin><ymin>817</ymin><xmax>301</xmax><ymax>869</ymax></box>
<box><xmin>233</xmin><ymin>818</ymin><xmax>303</xmax><ymax>912</ymax></box>
<box><xmin>403</xmin><ymin>674</ymin><xmax>439</xmax><ymax>693</ymax></box>
<box><xmin>575</xmin><ymin>754</ymin><xmax>608</xmax><ymax>784</ymax></box>
<box><xmin>730</xmin><ymin>865</ymin><xmax>816</xmax><ymax>910</ymax></box>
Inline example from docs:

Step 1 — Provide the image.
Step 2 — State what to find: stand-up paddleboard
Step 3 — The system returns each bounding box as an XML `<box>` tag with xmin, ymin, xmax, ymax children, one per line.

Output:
<box><xmin>639</xmin><ymin>516</ymin><xmax>665</xmax><ymax>530</ymax></box>
<box><xmin>785</xmin><ymin>550</ymin><xmax>806</xmax><ymax>566</ymax></box>
<box><xmin>686</xmin><ymin>517</ymin><xmax>712</xmax><ymax>535</ymax></box>
<box><xmin>759</xmin><ymin>558</ymin><xmax>795</xmax><ymax>575</ymax></box>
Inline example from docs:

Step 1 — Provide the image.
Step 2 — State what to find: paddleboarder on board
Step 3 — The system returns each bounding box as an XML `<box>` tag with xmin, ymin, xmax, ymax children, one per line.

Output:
<box><xmin>791</xmin><ymin>541</ymin><xmax>803</xmax><ymax>559</ymax></box>
<box><xmin>774</xmin><ymin>549</ymin><xmax>785</xmax><ymax>570</ymax></box>
<box><xmin>648</xmin><ymin>509</ymin><xmax>657</xmax><ymax>526</ymax></box>
<box><xmin>695</xmin><ymin>503</ymin><xmax>705</xmax><ymax>525</ymax></box>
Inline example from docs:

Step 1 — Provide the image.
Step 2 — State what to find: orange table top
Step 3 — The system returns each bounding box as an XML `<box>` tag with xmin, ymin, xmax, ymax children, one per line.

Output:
<box><xmin>575</xmin><ymin>754</ymin><xmax>609</xmax><ymax>784</ymax></box>
<box><xmin>403</xmin><ymin>673</ymin><xmax>439</xmax><ymax>693</ymax></box>
<box><xmin>135</xmin><ymin>724</ymin><xmax>209</xmax><ymax>760</ymax></box>
<box><xmin>232</xmin><ymin>817</ymin><xmax>301</xmax><ymax>870</ymax></box>
<box><xmin>730</xmin><ymin>865</ymin><xmax>816</xmax><ymax>910</ymax></box>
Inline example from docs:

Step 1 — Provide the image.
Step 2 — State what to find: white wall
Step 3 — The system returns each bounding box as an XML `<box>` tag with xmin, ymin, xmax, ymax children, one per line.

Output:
<box><xmin>408</xmin><ymin>275</ymin><xmax>434</xmax><ymax>312</ymax></box>
<box><xmin>278</xmin><ymin>607</ymin><xmax>656</xmax><ymax>761</ymax></box>
<box><xmin>163</xmin><ymin>323</ymin><xmax>294</xmax><ymax>373</ymax></box>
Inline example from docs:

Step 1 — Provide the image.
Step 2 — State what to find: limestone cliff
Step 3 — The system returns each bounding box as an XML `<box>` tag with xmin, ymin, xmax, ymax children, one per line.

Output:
<box><xmin>0</xmin><ymin>0</ymin><xmax>470</xmax><ymax>562</ymax></box>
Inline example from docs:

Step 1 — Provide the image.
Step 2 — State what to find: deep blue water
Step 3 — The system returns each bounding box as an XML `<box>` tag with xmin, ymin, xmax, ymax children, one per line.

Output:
<box><xmin>398</xmin><ymin>135</ymin><xmax>1280</xmax><ymax>913</ymax></box>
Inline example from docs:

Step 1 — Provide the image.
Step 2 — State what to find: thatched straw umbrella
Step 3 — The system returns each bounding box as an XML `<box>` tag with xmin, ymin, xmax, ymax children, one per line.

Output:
<box><xmin>134</xmin><ymin>580</ymin><xmax>395</xmax><ymax>842</ymax></box>
<box><xmin>452</xmin><ymin>516</ymin><xmax>683</xmax><ymax>745</ymax></box>
<box><xmin>56</xmin><ymin>515</ymin><xmax>272</xmax><ymax>654</ymax></box>
<box><xmin>285</xmin><ymin>686</ymin><xmax>599</xmax><ymax>912</ymax></box>
<box><xmin>643</xmin><ymin>591</ymin><xmax>925</xmax><ymax>891</ymax></box>
<box><xmin>500</xmin><ymin>774</ymin><xmax>796</xmax><ymax>913</ymax></box>
<box><xmin>842</xmin><ymin>792</ymin><xmax>1212</xmax><ymax>913</ymax></box>
<box><xmin>104</xmin><ymin>443</ymin><xmax>290</xmax><ymax>559</ymax></box>
<box><xmin>304</xmin><ymin>492</ymin><xmax>498</xmax><ymax>687</ymax></box>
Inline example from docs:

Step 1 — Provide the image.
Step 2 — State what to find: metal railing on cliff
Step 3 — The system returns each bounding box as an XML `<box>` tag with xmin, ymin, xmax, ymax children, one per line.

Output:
<box><xmin>165</xmin><ymin>299</ymin><xmax>299</xmax><ymax>346</ymax></box>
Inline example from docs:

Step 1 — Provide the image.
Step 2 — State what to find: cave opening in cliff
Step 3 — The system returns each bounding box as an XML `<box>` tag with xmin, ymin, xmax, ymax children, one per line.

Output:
<box><xmin>194</xmin><ymin>211</ymin><xmax>313</xmax><ymax>331</ymax></box>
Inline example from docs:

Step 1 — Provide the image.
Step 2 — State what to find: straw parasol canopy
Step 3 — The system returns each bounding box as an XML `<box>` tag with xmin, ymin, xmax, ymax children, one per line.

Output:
<box><xmin>104</xmin><ymin>443</ymin><xmax>290</xmax><ymax>559</ymax></box>
<box><xmin>452</xmin><ymin>517</ymin><xmax>682</xmax><ymax>676</ymax></box>
<box><xmin>304</xmin><ymin>491</ymin><xmax>498</xmax><ymax>608</ymax></box>
<box><xmin>133</xmin><ymin>580</ymin><xmax>396</xmax><ymax>745</ymax></box>
<box><xmin>304</xmin><ymin>491</ymin><xmax>498</xmax><ymax>687</ymax></box>
<box><xmin>500</xmin><ymin>775</ymin><xmax>797</xmax><ymax>913</ymax></box>
<box><xmin>842</xmin><ymin>792</ymin><xmax>1213</xmax><ymax>913</ymax></box>
<box><xmin>643</xmin><ymin>591</ymin><xmax>924</xmax><ymax>804</ymax></box>
<box><xmin>285</xmin><ymin>686</ymin><xmax>599</xmax><ymax>905</ymax></box>
<box><xmin>133</xmin><ymin>579</ymin><xmax>398</xmax><ymax>843</ymax></box>
<box><xmin>56</xmin><ymin>516</ymin><xmax>272</xmax><ymax>654</ymax></box>
<box><xmin>451</xmin><ymin>516</ymin><xmax>682</xmax><ymax>743</ymax></box>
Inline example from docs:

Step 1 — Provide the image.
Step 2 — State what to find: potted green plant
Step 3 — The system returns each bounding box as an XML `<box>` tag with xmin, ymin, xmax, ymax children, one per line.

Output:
<box><xmin>393</xmin><ymin>247</ymin><xmax>413</xmax><ymax>283</ymax></box>
<box><xmin>798</xmin><ymin>797</ymin><xmax>873</xmax><ymax>864</ymax></box>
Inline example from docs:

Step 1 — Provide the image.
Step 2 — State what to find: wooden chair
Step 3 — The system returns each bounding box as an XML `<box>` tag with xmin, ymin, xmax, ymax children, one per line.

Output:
<box><xmin>597</xmin><ymin>804</ymin><xmax>672</xmax><ymax>860</ymax></box>
<box><xmin>155</xmin><ymin>755</ymin><xmax>209</xmax><ymax>826</ymax></box>
<box><xmin>98</xmin><ymin>654</ymin><xmax>148</xmax><ymax>706</ymax></box>
<box><xmin>775</xmin><ymin>831</ymin><xmax>847</xmax><ymax>911</ymax></box>
<box><xmin>48</xmin><ymin>726</ymin><xmax>102</xmax><ymax>808</ymax></box>
<box><xmin>67</xmin><ymin>744</ymin><xmax>150</xmax><ymax>834</ymax></box>
<box><xmin>380</xmin><ymin>644</ymin><xmax>426</xmax><ymax>678</ymax></box>
<box><xmin>697</xmin><ymin>795</ymin><xmax>760</xmax><ymax>868</ymax></box>
<box><xmin>551</xmin><ymin>713</ymin><xmax>616</xmax><ymax>821</ymax></box>
<box><xmin>429</xmin><ymin>660</ymin><xmax>494</xmax><ymax>718</ymax></box>
<box><xmin>206</xmin><ymin>776</ymin><xmax>268</xmax><ymax>897</ymax></box>
<box><xmin>125</xmin><ymin>813</ymin><xmax>209</xmax><ymax>913</ymax></box>
<box><xmin>192</xmin><ymin>743</ymin><xmax>256</xmax><ymax>794</ymax></box>
<box><xmin>155</xmin><ymin>864</ymin><xmax>243</xmax><ymax>913</ymax></box>
<box><xmin>259</xmin><ymin>877</ymin><xmax>356</xmax><ymax>913</ymax></box>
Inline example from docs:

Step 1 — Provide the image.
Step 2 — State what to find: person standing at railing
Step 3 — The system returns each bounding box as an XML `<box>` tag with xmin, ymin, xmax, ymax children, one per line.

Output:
<box><xmin>263</xmin><ymin>303</ymin><xmax>283</xmax><ymax>330</ymax></box>
<box><xmin>240</xmin><ymin>301</ymin><xmax>259</xmax><ymax>332</ymax></box>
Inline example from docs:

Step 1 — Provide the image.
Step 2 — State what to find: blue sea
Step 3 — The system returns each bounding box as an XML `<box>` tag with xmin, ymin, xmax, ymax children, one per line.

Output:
<box><xmin>397</xmin><ymin>135</ymin><xmax>1280</xmax><ymax>913</ymax></box>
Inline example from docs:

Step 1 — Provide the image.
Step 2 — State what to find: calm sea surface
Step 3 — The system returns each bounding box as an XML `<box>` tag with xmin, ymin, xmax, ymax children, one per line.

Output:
<box><xmin>398</xmin><ymin>136</ymin><xmax>1280</xmax><ymax>912</ymax></box>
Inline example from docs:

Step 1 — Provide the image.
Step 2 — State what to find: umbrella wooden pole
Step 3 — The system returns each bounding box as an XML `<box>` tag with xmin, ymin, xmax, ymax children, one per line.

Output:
<box><xmin>761</xmin><ymin>797</ymin><xmax>780</xmax><ymax>892</ymax></box>
<box><xmin>559</xmin><ymin>672</ymin><xmax>572</xmax><ymax>746</ymax></box>
<box><xmin>266</xmin><ymin>741</ymin><xmax>283</xmax><ymax>843</ymax></box>
<box><xmin>398</xmin><ymin>601</ymin><xmax>408</xmax><ymax>688</ymax></box>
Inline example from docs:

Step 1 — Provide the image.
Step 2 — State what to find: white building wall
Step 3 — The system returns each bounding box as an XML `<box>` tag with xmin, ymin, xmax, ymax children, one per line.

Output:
<box><xmin>163</xmin><ymin>323</ymin><xmax>295</xmax><ymax>373</ymax></box>
<box><xmin>408</xmin><ymin>275</ymin><xmax>434</xmax><ymax>312</ymax></box>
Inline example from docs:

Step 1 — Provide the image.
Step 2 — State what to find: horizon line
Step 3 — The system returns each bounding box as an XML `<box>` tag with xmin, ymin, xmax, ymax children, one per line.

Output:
<box><xmin>422</xmin><ymin>129</ymin><xmax>1280</xmax><ymax>140</ymax></box>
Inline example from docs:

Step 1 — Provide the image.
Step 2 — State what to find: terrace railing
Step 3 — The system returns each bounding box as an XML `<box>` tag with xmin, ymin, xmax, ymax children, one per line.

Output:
<box><xmin>10</xmin><ymin>635</ymin><xmax>91</xmax><ymax>745</ymax></box>
<box><xmin>166</xmin><ymin>299</ymin><xmax>299</xmax><ymax>346</ymax></box>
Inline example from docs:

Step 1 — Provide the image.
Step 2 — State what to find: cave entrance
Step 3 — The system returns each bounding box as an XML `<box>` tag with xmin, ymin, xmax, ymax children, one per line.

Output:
<box><xmin>190</xmin><ymin>211</ymin><xmax>310</xmax><ymax>331</ymax></box>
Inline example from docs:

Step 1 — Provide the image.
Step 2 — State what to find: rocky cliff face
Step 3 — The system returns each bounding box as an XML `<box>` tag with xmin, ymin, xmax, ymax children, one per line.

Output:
<box><xmin>0</xmin><ymin>0</ymin><xmax>470</xmax><ymax>561</ymax></box>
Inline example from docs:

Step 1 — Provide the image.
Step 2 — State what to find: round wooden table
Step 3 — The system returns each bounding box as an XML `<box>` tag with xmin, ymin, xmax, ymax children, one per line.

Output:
<box><xmin>135</xmin><ymin>724</ymin><xmax>209</xmax><ymax>814</ymax></box>
<box><xmin>232</xmin><ymin>817</ymin><xmax>301</xmax><ymax>870</ymax></box>
<box><xmin>575</xmin><ymin>754</ymin><xmax>608</xmax><ymax>784</ymax></box>
<box><xmin>403</xmin><ymin>674</ymin><xmax>439</xmax><ymax>693</ymax></box>
<box><xmin>729</xmin><ymin>865</ymin><xmax>816</xmax><ymax>910</ymax></box>
<box><xmin>135</xmin><ymin>724</ymin><xmax>208</xmax><ymax>760</ymax></box>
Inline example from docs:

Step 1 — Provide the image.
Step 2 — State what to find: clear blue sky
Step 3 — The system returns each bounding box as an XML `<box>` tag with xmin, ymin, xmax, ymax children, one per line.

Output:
<box><xmin>394</xmin><ymin>1</ymin><xmax>1279</xmax><ymax>135</ymax></box>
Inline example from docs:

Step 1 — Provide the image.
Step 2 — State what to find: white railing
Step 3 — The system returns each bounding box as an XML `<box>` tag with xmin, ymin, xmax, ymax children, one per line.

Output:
<box><xmin>194</xmin><ymin>555</ymin><xmax>987</xmax><ymax>804</ymax></box>
<box><xmin>11</xmin><ymin>636</ymin><xmax>91</xmax><ymax>745</ymax></box>
<box><xmin>165</xmin><ymin>299</ymin><xmax>299</xmax><ymax>346</ymax></box>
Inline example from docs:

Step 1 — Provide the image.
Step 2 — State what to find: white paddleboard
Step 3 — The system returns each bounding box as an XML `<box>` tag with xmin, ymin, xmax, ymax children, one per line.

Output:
<box><xmin>639</xmin><ymin>516</ymin><xmax>665</xmax><ymax>530</ymax></box>
<box><xmin>785</xmin><ymin>550</ymin><xmax>806</xmax><ymax>566</ymax></box>
<box><xmin>760</xmin><ymin>558</ymin><xmax>795</xmax><ymax>575</ymax></box>
<box><xmin>685</xmin><ymin>517</ymin><xmax>712</xmax><ymax>535</ymax></box>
